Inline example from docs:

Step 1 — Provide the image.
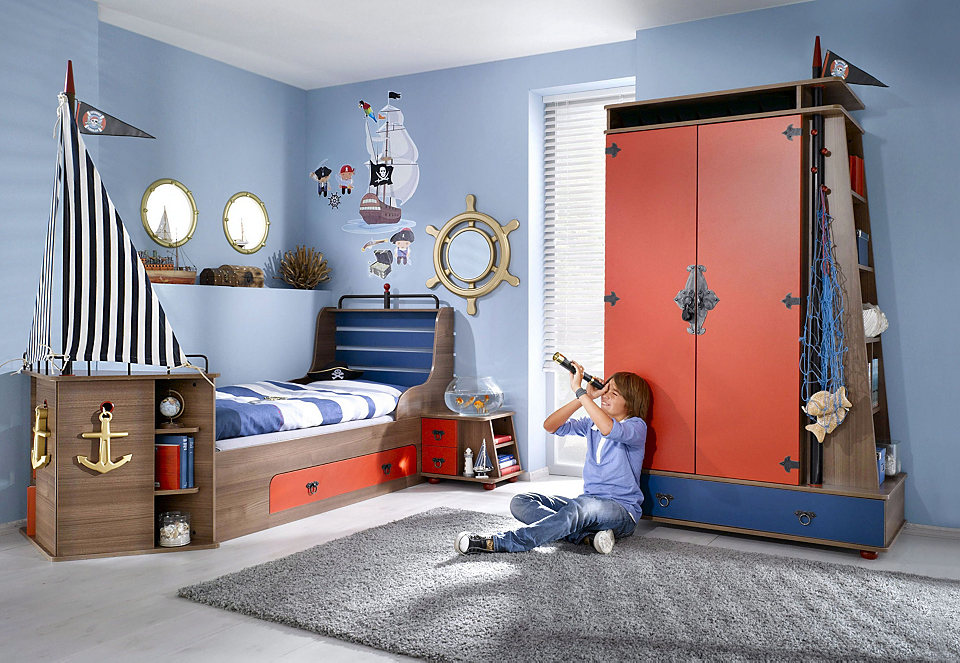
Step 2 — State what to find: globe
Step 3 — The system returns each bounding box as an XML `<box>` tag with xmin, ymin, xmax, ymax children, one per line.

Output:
<box><xmin>159</xmin><ymin>391</ymin><xmax>184</xmax><ymax>425</ymax></box>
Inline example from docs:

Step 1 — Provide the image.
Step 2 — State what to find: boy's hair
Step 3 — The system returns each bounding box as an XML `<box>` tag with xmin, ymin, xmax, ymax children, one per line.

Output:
<box><xmin>610</xmin><ymin>371</ymin><xmax>652</xmax><ymax>421</ymax></box>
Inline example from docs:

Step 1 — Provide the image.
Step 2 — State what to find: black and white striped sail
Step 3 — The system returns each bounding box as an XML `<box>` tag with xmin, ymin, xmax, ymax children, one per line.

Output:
<box><xmin>24</xmin><ymin>95</ymin><xmax>187</xmax><ymax>369</ymax></box>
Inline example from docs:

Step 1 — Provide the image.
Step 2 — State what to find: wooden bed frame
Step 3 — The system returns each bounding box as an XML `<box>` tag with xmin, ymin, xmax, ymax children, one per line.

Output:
<box><xmin>214</xmin><ymin>306</ymin><xmax>454</xmax><ymax>542</ymax></box>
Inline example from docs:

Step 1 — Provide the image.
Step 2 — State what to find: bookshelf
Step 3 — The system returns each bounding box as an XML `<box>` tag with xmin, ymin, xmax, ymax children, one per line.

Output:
<box><xmin>420</xmin><ymin>411</ymin><xmax>522</xmax><ymax>489</ymax></box>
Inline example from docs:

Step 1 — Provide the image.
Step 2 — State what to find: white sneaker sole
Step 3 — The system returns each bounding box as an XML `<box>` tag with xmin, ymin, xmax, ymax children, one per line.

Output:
<box><xmin>593</xmin><ymin>529</ymin><xmax>615</xmax><ymax>554</ymax></box>
<box><xmin>455</xmin><ymin>531</ymin><xmax>471</xmax><ymax>555</ymax></box>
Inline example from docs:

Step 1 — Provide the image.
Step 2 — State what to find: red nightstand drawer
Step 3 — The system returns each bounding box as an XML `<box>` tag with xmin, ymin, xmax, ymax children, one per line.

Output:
<box><xmin>422</xmin><ymin>445</ymin><xmax>458</xmax><ymax>476</ymax></box>
<box><xmin>269</xmin><ymin>445</ymin><xmax>417</xmax><ymax>514</ymax></box>
<box><xmin>422</xmin><ymin>418</ymin><xmax>457</xmax><ymax>448</ymax></box>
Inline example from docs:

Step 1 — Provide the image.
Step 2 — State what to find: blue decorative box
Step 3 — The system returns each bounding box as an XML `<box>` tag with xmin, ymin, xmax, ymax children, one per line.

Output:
<box><xmin>857</xmin><ymin>230</ymin><xmax>870</xmax><ymax>266</ymax></box>
<box><xmin>875</xmin><ymin>446</ymin><xmax>886</xmax><ymax>486</ymax></box>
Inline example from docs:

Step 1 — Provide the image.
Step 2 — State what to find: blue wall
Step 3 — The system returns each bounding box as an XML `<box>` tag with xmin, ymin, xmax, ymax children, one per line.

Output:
<box><xmin>1</xmin><ymin>0</ymin><xmax>956</xmax><ymax>529</ymax></box>
<box><xmin>623</xmin><ymin>0</ymin><xmax>959</xmax><ymax>529</ymax></box>
<box><xmin>0</xmin><ymin>0</ymin><xmax>100</xmax><ymax>524</ymax></box>
<box><xmin>304</xmin><ymin>41</ymin><xmax>637</xmax><ymax>474</ymax></box>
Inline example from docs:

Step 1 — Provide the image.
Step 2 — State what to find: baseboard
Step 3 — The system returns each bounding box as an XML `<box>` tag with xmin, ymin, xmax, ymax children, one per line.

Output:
<box><xmin>0</xmin><ymin>519</ymin><xmax>26</xmax><ymax>535</ymax></box>
<box><xmin>519</xmin><ymin>467</ymin><xmax>550</xmax><ymax>482</ymax></box>
<box><xmin>903</xmin><ymin>522</ymin><xmax>960</xmax><ymax>540</ymax></box>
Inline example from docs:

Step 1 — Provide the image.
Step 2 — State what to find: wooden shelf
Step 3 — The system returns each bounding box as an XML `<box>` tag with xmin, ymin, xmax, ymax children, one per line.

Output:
<box><xmin>872</xmin><ymin>404</ymin><xmax>881</xmax><ymax>415</ymax></box>
<box><xmin>858</xmin><ymin>264</ymin><xmax>874</xmax><ymax>273</ymax></box>
<box><xmin>865</xmin><ymin>336</ymin><xmax>880</xmax><ymax>344</ymax></box>
<box><xmin>852</xmin><ymin>190</ymin><xmax>867</xmax><ymax>205</ymax></box>
<box><xmin>420</xmin><ymin>472</ymin><xmax>517</xmax><ymax>484</ymax></box>
<box><xmin>154</xmin><ymin>426</ymin><xmax>200</xmax><ymax>434</ymax></box>
<box><xmin>154</xmin><ymin>487</ymin><xmax>199</xmax><ymax>496</ymax></box>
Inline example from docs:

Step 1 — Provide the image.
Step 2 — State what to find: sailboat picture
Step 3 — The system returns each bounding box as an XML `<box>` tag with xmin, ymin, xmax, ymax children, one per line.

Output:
<box><xmin>140</xmin><ymin>206</ymin><xmax>198</xmax><ymax>284</ymax></box>
<box><xmin>342</xmin><ymin>92</ymin><xmax>419</xmax><ymax>235</ymax></box>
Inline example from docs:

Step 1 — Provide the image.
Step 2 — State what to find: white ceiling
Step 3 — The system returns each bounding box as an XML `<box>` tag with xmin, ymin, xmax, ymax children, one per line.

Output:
<box><xmin>96</xmin><ymin>0</ymin><xmax>807</xmax><ymax>90</ymax></box>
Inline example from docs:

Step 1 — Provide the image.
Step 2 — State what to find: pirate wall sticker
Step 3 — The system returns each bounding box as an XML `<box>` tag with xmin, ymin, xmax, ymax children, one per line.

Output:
<box><xmin>339</xmin><ymin>164</ymin><xmax>355</xmax><ymax>195</ymax></box>
<box><xmin>341</xmin><ymin>91</ymin><xmax>421</xmax><ymax>276</ymax></box>
<box><xmin>310</xmin><ymin>160</ymin><xmax>333</xmax><ymax>198</ymax></box>
<box><xmin>361</xmin><ymin>227</ymin><xmax>415</xmax><ymax>278</ymax></box>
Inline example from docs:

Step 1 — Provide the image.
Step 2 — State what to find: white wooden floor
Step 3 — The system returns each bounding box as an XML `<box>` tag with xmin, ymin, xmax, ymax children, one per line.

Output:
<box><xmin>2</xmin><ymin>475</ymin><xmax>958</xmax><ymax>662</ymax></box>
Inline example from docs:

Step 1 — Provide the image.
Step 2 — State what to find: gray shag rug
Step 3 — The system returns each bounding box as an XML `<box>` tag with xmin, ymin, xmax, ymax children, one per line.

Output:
<box><xmin>179</xmin><ymin>507</ymin><xmax>960</xmax><ymax>662</ymax></box>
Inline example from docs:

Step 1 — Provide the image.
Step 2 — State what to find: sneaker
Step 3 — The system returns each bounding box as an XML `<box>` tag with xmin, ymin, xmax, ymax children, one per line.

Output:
<box><xmin>583</xmin><ymin>529</ymin><xmax>615</xmax><ymax>554</ymax></box>
<box><xmin>455</xmin><ymin>531</ymin><xmax>496</xmax><ymax>554</ymax></box>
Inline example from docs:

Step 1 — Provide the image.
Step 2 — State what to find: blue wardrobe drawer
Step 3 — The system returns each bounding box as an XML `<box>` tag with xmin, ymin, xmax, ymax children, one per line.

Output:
<box><xmin>640</xmin><ymin>474</ymin><xmax>885</xmax><ymax>547</ymax></box>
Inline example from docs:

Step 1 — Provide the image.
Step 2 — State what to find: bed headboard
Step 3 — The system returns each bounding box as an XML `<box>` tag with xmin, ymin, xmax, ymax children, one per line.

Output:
<box><xmin>298</xmin><ymin>306</ymin><xmax>454</xmax><ymax>418</ymax></box>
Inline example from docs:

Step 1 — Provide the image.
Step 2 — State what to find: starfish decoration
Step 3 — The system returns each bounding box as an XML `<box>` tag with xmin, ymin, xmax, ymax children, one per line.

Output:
<box><xmin>328</xmin><ymin>193</ymin><xmax>341</xmax><ymax>209</ymax></box>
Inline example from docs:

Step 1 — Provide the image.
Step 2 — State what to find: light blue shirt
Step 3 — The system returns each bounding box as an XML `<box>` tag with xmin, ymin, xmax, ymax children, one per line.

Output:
<box><xmin>555</xmin><ymin>416</ymin><xmax>647</xmax><ymax>521</ymax></box>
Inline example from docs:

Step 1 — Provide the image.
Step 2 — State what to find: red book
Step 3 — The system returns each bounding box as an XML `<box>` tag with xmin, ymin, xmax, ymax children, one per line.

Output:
<box><xmin>500</xmin><ymin>465</ymin><xmax>522</xmax><ymax>476</ymax></box>
<box><xmin>493</xmin><ymin>434</ymin><xmax>512</xmax><ymax>444</ymax></box>
<box><xmin>155</xmin><ymin>444</ymin><xmax>180</xmax><ymax>490</ymax></box>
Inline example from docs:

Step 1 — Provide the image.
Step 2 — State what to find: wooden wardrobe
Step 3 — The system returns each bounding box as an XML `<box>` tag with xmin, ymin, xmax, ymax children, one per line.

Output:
<box><xmin>605</xmin><ymin>79</ymin><xmax>904</xmax><ymax>556</ymax></box>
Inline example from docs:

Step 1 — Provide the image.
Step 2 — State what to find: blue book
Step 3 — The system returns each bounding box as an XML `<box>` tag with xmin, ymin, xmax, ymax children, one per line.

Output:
<box><xmin>187</xmin><ymin>436</ymin><xmax>195</xmax><ymax>488</ymax></box>
<box><xmin>179</xmin><ymin>439</ymin><xmax>188</xmax><ymax>489</ymax></box>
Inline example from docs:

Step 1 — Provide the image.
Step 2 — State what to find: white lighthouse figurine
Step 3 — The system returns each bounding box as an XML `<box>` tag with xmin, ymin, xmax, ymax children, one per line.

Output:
<box><xmin>464</xmin><ymin>447</ymin><xmax>474</xmax><ymax>477</ymax></box>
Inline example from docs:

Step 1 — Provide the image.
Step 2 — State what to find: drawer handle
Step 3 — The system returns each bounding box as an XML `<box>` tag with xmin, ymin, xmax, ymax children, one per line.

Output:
<box><xmin>432</xmin><ymin>457</ymin><xmax>445</xmax><ymax>469</ymax></box>
<box><xmin>656</xmin><ymin>492</ymin><xmax>674</xmax><ymax>507</ymax></box>
<box><xmin>432</xmin><ymin>429</ymin><xmax>445</xmax><ymax>441</ymax></box>
<box><xmin>382</xmin><ymin>463</ymin><xmax>392</xmax><ymax>475</ymax></box>
<box><xmin>794</xmin><ymin>510</ymin><xmax>817</xmax><ymax>526</ymax></box>
<box><xmin>305</xmin><ymin>481</ymin><xmax>319</xmax><ymax>495</ymax></box>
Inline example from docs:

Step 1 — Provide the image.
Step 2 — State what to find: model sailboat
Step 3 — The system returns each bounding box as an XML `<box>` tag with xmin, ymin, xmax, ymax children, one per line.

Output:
<box><xmin>359</xmin><ymin>94</ymin><xmax>419</xmax><ymax>225</ymax></box>
<box><xmin>22</xmin><ymin>63</ymin><xmax>195</xmax><ymax>374</ymax></box>
<box><xmin>140</xmin><ymin>207</ymin><xmax>198</xmax><ymax>284</ymax></box>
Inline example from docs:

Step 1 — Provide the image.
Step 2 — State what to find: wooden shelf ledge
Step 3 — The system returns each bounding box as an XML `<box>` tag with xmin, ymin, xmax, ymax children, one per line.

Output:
<box><xmin>858</xmin><ymin>264</ymin><xmax>874</xmax><ymax>272</ymax></box>
<box><xmin>155</xmin><ymin>427</ymin><xmax>200</xmax><ymax>434</ymax></box>
<box><xmin>852</xmin><ymin>190</ymin><xmax>867</xmax><ymax>204</ymax></box>
<box><xmin>155</xmin><ymin>487</ymin><xmax>199</xmax><ymax>496</ymax></box>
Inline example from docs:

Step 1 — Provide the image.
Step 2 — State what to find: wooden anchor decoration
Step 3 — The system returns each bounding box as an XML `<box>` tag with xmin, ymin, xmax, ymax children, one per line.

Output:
<box><xmin>31</xmin><ymin>404</ymin><xmax>51</xmax><ymax>470</ymax></box>
<box><xmin>77</xmin><ymin>402</ymin><xmax>132</xmax><ymax>474</ymax></box>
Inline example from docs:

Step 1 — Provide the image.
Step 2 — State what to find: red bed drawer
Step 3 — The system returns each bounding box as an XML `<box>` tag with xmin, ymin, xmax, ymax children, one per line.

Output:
<box><xmin>422</xmin><ymin>444</ymin><xmax>458</xmax><ymax>476</ymax></box>
<box><xmin>269</xmin><ymin>445</ymin><xmax>417</xmax><ymax>514</ymax></box>
<box><xmin>422</xmin><ymin>418</ymin><xmax>457</xmax><ymax>448</ymax></box>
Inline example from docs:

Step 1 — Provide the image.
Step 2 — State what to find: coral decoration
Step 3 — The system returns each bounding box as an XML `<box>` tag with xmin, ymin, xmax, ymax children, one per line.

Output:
<box><xmin>278</xmin><ymin>245</ymin><xmax>331</xmax><ymax>289</ymax></box>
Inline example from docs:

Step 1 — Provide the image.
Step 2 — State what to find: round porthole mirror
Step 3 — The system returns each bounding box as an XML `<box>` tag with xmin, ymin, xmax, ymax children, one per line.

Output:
<box><xmin>223</xmin><ymin>191</ymin><xmax>269</xmax><ymax>254</ymax></box>
<box><xmin>425</xmin><ymin>194</ymin><xmax>520</xmax><ymax>315</ymax></box>
<box><xmin>141</xmin><ymin>178</ymin><xmax>198</xmax><ymax>248</ymax></box>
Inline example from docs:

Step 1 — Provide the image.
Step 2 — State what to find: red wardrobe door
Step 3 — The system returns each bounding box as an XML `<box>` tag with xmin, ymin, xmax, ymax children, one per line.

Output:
<box><xmin>605</xmin><ymin>127</ymin><xmax>697</xmax><ymax>473</ymax></box>
<box><xmin>696</xmin><ymin>116</ymin><xmax>802</xmax><ymax>484</ymax></box>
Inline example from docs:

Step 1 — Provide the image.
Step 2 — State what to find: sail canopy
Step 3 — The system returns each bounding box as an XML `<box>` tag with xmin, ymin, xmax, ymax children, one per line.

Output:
<box><xmin>364</xmin><ymin>103</ymin><xmax>419</xmax><ymax>205</ymax></box>
<box><xmin>24</xmin><ymin>95</ymin><xmax>188</xmax><ymax>369</ymax></box>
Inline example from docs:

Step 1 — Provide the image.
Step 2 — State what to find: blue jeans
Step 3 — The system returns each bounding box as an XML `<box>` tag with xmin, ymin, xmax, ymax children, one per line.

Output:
<box><xmin>494</xmin><ymin>492</ymin><xmax>637</xmax><ymax>552</ymax></box>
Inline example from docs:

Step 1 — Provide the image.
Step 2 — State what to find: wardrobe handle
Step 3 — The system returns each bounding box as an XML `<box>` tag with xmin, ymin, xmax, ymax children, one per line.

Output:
<box><xmin>794</xmin><ymin>510</ymin><xmax>816</xmax><ymax>526</ymax></box>
<box><xmin>305</xmin><ymin>481</ymin><xmax>319</xmax><ymax>495</ymax></box>
<box><xmin>656</xmin><ymin>492</ymin><xmax>674</xmax><ymax>507</ymax></box>
<box><xmin>674</xmin><ymin>265</ymin><xmax>719</xmax><ymax>335</ymax></box>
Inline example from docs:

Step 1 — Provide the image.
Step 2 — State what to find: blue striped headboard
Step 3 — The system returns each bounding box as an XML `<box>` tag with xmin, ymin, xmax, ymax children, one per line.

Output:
<box><xmin>334</xmin><ymin>310</ymin><xmax>439</xmax><ymax>388</ymax></box>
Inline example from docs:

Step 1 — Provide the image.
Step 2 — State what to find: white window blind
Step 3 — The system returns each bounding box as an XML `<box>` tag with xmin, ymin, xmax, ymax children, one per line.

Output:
<box><xmin>542</xmin><ymin>86</ymin><xmax>634</xmax><ymax>375</ymax></box>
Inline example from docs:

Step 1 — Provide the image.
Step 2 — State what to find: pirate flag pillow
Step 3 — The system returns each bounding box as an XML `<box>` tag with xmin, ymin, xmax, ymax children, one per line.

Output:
<box><xmin>307</xmin><ymin>361</ymin><xmax>364</xmax><ymax>381</ymax></box>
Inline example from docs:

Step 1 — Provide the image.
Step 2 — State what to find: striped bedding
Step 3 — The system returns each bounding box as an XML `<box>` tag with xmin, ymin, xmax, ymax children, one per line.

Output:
<box><xmin>215</xmin><ymin>379</ymin><xmax>404</xmax><ymax>441</ymax></box>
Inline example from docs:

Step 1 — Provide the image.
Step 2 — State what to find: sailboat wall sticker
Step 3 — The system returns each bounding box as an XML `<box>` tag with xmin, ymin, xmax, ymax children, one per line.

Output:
<box><xmin>19</xmin><ymin>62</ymin><xmax>201</xmax><ymax>376</ymax></box>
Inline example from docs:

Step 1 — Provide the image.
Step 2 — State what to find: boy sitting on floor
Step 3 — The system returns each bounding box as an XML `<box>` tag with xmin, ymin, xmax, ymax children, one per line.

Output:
<box><xmin>456</xmin><ymin>361</ymin><xmax>651</xmax><ymax>555</ymax></box>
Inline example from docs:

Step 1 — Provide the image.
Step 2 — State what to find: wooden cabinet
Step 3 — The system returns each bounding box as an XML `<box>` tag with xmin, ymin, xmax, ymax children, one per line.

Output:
<box><xmin>606</xmin><ymin>116</ymin><xmax>802</xmax><ymax>485</ymax></box>
<box><xmin>605</xmin><ymin>79</ymin><xmax>903</xmax><ymax>554</ymax></box>
<box><xmin>26</xmin><ymin>372</ymin><xmax>218</xmax><ymax>561</ymax></box>
<box><xmin>420</xmin><ymin>411</ymin><xmax>521</xmax><ymax>489</ymax></box>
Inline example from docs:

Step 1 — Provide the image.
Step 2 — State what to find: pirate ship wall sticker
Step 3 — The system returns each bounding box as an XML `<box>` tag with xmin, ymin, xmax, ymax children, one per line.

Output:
<box><xmin>337</xmin><ymin>91</ymin><xmax>421</xmax><ymax>279</ymax></box>
<box><xmin>14</xmin><ymin>62</ymin><xmax>203</xmax><ymax>380</ymax></box>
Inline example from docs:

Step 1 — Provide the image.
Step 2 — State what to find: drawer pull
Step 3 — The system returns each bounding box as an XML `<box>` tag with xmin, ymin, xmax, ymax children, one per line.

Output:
<box><xmin>305</xmin><ymin>481</ymin><xmax>319</xmax><ymax>495</ymax></box>
<box><xmin>656</xmin><ymin>492</ymin><xmax>674</xmax><ymax>507</ymax></box>
<box><xmin>794</xmin><ymin>510</ymin><xmax>817</xmax><ymax>526</ymax></box>
<box><xmin>382</xmin><ymin>463</ymin><xmax>392</xmax><ymax>475</ymax></box>
<box><xmin>432</xmin><ymin>457</ymin><xmax>445</xmax><ymax>469</ymax></box>
<box><xmin>432</xmin><ymin>429</ymin><xmax>445</xmax><ymax>441</ymax></box>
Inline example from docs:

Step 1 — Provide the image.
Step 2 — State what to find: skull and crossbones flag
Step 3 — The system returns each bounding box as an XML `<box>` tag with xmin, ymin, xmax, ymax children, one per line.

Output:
<box><xmin>369</xmin><ymin>162</ymin><xmax>394</xmax><ymax>187</ymax></box>
<box><xmin>821</xmin><ymin>51</ymin><xmax>887</xmax><ymax>87</ymax></box>
<box><xmin>76</xmin><ymin>101</ymin><xmax>155</xmax><ymax>138</ymax></box>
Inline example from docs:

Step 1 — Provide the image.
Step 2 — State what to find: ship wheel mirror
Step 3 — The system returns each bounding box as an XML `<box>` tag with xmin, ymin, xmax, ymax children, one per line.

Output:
<box><xmin>141</xmin><ymin>178</ymin><xmax>198</xmax><ymax>248</ymax></box>
<box><xmin>426</xmin><ymin>194</ymin><xmax>520</xmax><ymax>316</ymax></box>
<box><xmin>223</xmin><ymin>191</ymin><xmax>270</xmax><ymax>254</ymax></box>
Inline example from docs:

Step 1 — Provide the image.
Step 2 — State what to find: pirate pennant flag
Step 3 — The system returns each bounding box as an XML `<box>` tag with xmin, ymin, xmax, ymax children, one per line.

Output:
<box><xmin>369</xmin><ymin>161</ymin><xmax>394</xmax><ymax>187</ymax></box>
<box><xmin>76</xmin><ymin>100</ymin><xmax>156</xmax><ymax>138</ymax></box>
<box><xmin>821</xmin><ymin>51</ymin><xmax>887</xmax><ymax>87</ymax></box>
<box><xmin>388</xmin><ymin>91</ymin><xmax>401</xmax><ymax>100</ymax></box>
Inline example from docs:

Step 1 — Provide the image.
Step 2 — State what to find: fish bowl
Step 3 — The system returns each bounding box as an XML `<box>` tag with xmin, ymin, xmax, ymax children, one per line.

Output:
<box><xmin>444</xmin><ymin>376</ymin><xmax>503</xmax><ymax>416</ymax></box>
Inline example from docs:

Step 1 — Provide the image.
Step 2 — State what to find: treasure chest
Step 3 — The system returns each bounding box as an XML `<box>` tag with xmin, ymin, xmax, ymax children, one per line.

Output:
<box><xmin>369</xmin><ymin>250</ymin><xmax>393</xmax><ymax>278</ymax></box>
<box><xmin>198</xmin><ymin>264</ymin><xmax>265</xmax><ymax>287</ymax></box>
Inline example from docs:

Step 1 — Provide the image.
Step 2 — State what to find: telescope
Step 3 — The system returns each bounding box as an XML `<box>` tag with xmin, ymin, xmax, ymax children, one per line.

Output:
<box><xmin>552</xmin><ymin>352</ymin><xmax>605</xmax><ymax>390</ymax></box>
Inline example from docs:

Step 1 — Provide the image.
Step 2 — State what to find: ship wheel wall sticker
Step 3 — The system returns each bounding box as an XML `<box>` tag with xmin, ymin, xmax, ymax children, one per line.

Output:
<box><xmin>425</xmin><ymin>194</ymin><xmax>519</xmax><ymax>315</ymax></box>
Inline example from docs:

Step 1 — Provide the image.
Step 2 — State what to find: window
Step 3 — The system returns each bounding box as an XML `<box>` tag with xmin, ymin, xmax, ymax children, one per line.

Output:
<box><xmin>542</xmin><ymin>85</ymin><xmax>634</xmax><ymax>474</ymax></box>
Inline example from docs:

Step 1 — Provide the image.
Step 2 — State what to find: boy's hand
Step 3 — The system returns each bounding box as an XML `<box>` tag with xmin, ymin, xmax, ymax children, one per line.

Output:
<box><xmin>586</xmin><ymin>378</ymin><xmax>609</xmax><ymax>400</ymax></box>
<box><xmin>569</xmin><ymin>361</ymin><xmax>584</xmax><ymax>393</ymax></box>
